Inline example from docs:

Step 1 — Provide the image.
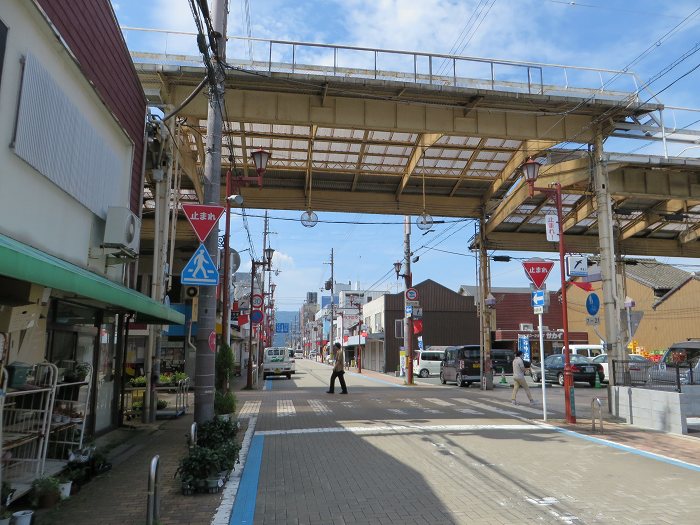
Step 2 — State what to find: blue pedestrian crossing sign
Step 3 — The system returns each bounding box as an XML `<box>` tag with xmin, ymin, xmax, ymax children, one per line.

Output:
<box><xmin>181</xmin><ymin>244</ymin><xmax>219</xmax><ymax>286</ymax></box>
<box><xmin>531</xmin><ymin>289</ymin><xmax>545</xmax><ymax>307</ymax></box>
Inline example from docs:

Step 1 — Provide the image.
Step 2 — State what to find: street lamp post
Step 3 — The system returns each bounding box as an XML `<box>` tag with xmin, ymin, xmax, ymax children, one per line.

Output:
<box><xmin>522</xmin><ymin>157</ymin><xmax>576</xmax><ymax>424</ymax></box>
<box><xmin>245</xmin><ymin>247</ymin><xmax>274</xmax><ymax>390</ymax></box>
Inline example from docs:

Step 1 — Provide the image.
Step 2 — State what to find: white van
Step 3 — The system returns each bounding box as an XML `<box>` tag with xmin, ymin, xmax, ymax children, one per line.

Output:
<box><xmin>565</xmin><ymin>344</ymin><xmax>604</xmax><ymax>359</ymax></box>
<box><xmin>263</xmin><ymin>347</ymin><xmax>294</xmax><ymax>379</ymax></box>
<box><xmin>413</xmin><ymin>347</ymin><xmax>448</xmax><ymax>378</ymax></box>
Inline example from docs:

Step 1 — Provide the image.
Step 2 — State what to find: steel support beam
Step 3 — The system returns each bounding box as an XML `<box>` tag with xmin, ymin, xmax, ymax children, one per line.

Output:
<box><xmin>396</xmin><ymin>133</ymin><xmax>442</xmax><ymax>197</ymax></box>
<box><xmin>485</xmin><ymin>157</ymin><xmax>591</xmax><ymax>235</ymax></box>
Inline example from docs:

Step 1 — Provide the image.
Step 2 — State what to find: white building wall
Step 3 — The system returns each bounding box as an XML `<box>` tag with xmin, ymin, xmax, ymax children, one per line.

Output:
<box><xmin>0</xmin><ymin>2</ymin><xmax>132</xmax><ymax>270</ymax></box>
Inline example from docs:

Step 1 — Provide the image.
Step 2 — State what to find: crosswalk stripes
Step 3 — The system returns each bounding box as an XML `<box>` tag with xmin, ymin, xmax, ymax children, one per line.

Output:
<box><xmin>239</xmin><ymin>400</ymin><xmax>261</xmax><ymax>417</ymax></box>
<box><xmin>308</xmin><ymin>400</ymin><xmax>331</xmax><ymax>415</ymax></box>
<box><xmin>245</xmin><ymin>397</ymin><xmax>540</xmax><ymax>419</ymax></box>
<box><xmin>277</xmin><ymin>399</ymin><xmax>296</xmax><ymax>417</ymax></box>
<box><xmin>424</xmin><ymin>398</ymin><xmax>454</xmax><ymax>407</ymax></box>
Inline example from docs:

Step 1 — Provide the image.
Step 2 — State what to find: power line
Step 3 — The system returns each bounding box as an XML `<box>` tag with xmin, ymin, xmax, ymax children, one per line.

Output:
<box><xmin>228</xmin><ymin>210</ymin><xmax>470</xmax><ymax>225</ymax></box>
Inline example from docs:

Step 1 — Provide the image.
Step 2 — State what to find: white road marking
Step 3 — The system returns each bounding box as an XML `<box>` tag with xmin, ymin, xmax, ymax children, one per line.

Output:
<box><xmin>277</xmin><ymin>400</ymin><xmax>296</xmax><ymax>417</ymax></box>
<box><xmin>424</xmin><ymin>397</ymin><xmax>454</xmax><ymax>407</ymax></box>
<box><xmin>308</xmin><ymin>399</ymin><xmax>331</xmax><ymax>415</ymax></box>
<box><xmin>489</xmin><ymin>398</ymin><xmax>543</xmax><ymax>415</ymax></box>
<box><xmin>257</xmin><ymin>423</ymin><xmax>543</xmax><ymax>436</ymax></box>
<box><xmin>455</xmin><ymin>408</ymin><xmax>485</xmax><ymax>415</ymax></box>
<box><xmin>239</xmin><ymin>400</ymin><xmax>261</xmax><ymax>417</ymax></box>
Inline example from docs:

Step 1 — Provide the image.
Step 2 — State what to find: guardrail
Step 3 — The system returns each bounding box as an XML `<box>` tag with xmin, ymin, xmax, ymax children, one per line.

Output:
<box><xmin>120</xmin><ymin>27</ymin><xmax>643</xmax><ymax>101</ymax></box>
<box><xmin>611</xmin><ymin>360</ymin><xmax>696</xmax><ymax>393</ymax></box>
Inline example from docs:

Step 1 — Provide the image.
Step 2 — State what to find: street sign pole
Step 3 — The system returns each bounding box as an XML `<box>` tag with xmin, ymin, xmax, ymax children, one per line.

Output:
<box><xmin>538</xmin><ymin>311</ymin><xmax>547</xmax><ymax>422</ymax></box>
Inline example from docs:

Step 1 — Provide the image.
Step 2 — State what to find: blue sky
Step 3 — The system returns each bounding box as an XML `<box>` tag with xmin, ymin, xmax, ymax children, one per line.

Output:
<box><xmin>112</xmin><ymin>1</ymin><xmax>700</xmax><ymax>310</ymax></box>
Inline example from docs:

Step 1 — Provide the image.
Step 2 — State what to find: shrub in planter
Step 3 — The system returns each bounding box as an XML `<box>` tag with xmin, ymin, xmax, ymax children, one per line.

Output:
<box><xmin>31</xmin><ymin>476</ymin><xmax>60</xmax><ymax>508</ymax></box>
<box><xmin>175</xmin><ymin>446</ymin><xmax>221</xmax><ymax>493</ymax></box>
<box><xmin>214</xmin><ymin>391</ymin><xmax>235</xmax><ymax>416</ymax></box>
<box><xmin>197</xmin><ymin>417</ymin><xmax>237</xmax><ymax>450</ymax></box>
<box><xmin>215</xmin><ymin>345</ymin><xmax>235</xmax><ymax>392</ymax></box>
<box><xmin>156</xmin><ymin>399</ymin><xmax>169</xmax><ymax>410</ymax></box>
<box><xmin>173</xmin><ymin>371</ymin><xmax>189</xmax><ymax>384</ymax></box>
<box><xmin>218</xmin><ymin>440</ymin><xmax>241</xmax><ymax>472</ymax></box>
<box><xmin>159</xmin><ymin>373</ymin><xmax>173</xmax><ymax>386</ymax></box>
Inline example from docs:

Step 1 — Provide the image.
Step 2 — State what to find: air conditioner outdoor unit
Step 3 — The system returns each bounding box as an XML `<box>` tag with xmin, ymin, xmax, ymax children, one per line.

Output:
<box><xmin>103</xmin><ymin>207</ymin><xmax>141</xmax><ymax>256</ymax></box>
<box><xmin>519</xmin><ymin>323</ymin><xmax>534</xmax><ymax>331</ymax></box>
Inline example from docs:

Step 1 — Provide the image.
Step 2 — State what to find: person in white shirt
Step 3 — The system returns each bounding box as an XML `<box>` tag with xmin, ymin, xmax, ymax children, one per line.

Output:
<box><xmin>511</xmin><ymin>350</ymin><xmax>534</xmax><ymax>405</ymax></box>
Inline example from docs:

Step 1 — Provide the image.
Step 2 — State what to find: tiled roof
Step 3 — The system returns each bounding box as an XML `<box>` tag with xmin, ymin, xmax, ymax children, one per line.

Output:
<box><xmin>624</xmin><ymin>259</ymin><xmax>691</xmax><ymax>291</ymax></box>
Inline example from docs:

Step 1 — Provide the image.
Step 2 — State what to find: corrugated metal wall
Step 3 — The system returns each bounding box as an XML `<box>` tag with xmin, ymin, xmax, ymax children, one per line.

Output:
<box><xmin>13</xmin><ymin>54</ymin><xmax>123</xmax><ymax>218</ymax></box>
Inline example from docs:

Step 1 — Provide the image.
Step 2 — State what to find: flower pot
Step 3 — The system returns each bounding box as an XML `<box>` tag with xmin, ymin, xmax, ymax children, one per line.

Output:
<box><xmin>59</xmin><ymin>481</ymin><xmax>72</xmax><ymax>499</ymax></box>
<box><xmin>12</xmin><ymin>510</ymin><xmax>34</xmax><ymax>525</ymax></box>
<box><xmin>181</xmin><ymin>482</ymin><xmax>194</xmax><ymax>496</ymax></box>
<box><xmin>206</xmin><ymin>477</ymin><xmax>221</xmax><ymax>494</ymax></box>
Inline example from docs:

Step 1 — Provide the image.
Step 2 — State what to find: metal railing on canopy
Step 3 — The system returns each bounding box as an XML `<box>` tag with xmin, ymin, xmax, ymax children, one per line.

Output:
<box><xmin>121</xmin><ymin>27</ymin><xmax>644</xmax><ymax>102</ymax></box>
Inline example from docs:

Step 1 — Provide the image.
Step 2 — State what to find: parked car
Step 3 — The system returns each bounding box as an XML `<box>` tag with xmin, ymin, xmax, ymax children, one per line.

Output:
<box><xmin>262</xmin><ymin>347</ymin><xmax>294</xmax><ymax>379</ymax></box>
<box><xmin>590</xmin><ymin>353</ymin><xmax>651</xmax><ymax>383</ymax></box>
<box><xmin>530</xmin><ymin>354</ymin><xmax>603</xmax><ymax>387</ymax></box>
<box><xmin>440</xmin><ymin>345</ymin><xmax>513</xmax><ymax>387</ymax></box>
<box><xmin>413</xmin><ymin>347</ymin><xmax>447</xmax><ymax>378</ymax></box>
<box><xmin>294</xmin><ymin>350</ymin><xmax>304</xmax><ymax>360</ymax></box>
<box><xmin>565</xmin><ymin>344</ymin><xmax>604</xmax><ymax>359</ymax></box>
<box><xmin>491</xmin><ymin>348</ymin><xmax>515</xmax><ymax>374</ymax></box>
<box><xmin>648</xmin><ymin>341</ymin><xmax>700</xmax><ymax>385</ymax></box>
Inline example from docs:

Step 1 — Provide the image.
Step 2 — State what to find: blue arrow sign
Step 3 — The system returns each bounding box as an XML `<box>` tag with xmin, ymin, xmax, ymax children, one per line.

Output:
<box><xmin>586</xmin><ymin>293</ymin><xmax>600</xmax><ymax>316</ymax></box>
<box><xmin>276</xmin><ymin>323</ymin><xmax>289</xmax><ymax>333</ymax></box>
<box><xmin>181</xmin><ymin>244</ymin><xmax>219</xmax><ymax>286</ymax></box>
<box><xmin>531</xmin><ymin>290</ymin><xmax>545</xmax><ymax>307</ymax></box>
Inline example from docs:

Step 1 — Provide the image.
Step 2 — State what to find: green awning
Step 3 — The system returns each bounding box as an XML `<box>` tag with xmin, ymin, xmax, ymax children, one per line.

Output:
<box><xmin>0</xmin><ymin>233</ymin><xmax>184</xmax><ymax>325</ymax></box>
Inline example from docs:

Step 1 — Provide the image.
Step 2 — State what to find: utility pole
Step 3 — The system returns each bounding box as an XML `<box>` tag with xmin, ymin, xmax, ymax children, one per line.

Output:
<box><xmin>479</xmin><ymin>217</ymin><xmax>494</xmax><ymax>390</ymax></box>
<box><xmin>403</xmin><ymin>216</ymin><xmax>413</xmax><ymax>385</ymax></box>
<box><xmin>593</xmin><ymin>127</ymin><xmax>622</xmax><ymax>382</ymax></box>
<box><xmin>195</xmin><ymin>0</ymin><xmax>227</xmax><ymax>424</ymax></box>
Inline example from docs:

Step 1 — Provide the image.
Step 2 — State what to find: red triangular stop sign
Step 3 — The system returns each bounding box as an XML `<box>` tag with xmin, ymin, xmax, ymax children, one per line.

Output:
<box><xmin>182</xmin><ymin>204</ymin><xmax>225</xmax><ymax>242</ymax></box>
<box><xmin>522</xmin><ymin>259</ymin><xmax>555</xmax><ymax>289</ymax></box>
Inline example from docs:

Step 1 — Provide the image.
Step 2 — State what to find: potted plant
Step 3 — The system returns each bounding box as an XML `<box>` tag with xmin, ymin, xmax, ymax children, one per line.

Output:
<box><xmin>57</xmin><ymin>474</ymin><xmax>73</xmax><ymax>500</ymax></box>
<box><xmin>175</xmin><ymin>446</ymin><xmax>220</xmax><ymax>494</ymax></box>
<box><xmin>129</xmin><ymin>375</ymin><xmax>147</xmax><ymax>388</ymax></box>
<box><xmin>0</xmin><ymin>483</ymin><xmax>13</xmax><ymax>525</ymax></box>
<box><xmin>31</xmin><ymin>476</ymin><xmax>61</xmax><ymax>508</ymax></box>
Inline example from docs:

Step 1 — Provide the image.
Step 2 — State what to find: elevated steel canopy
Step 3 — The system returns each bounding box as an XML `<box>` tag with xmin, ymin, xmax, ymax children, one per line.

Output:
<box><xmin>126</xmin><ymin>31</ymin><xmax>700</xmax><ymax>256</ymax></box>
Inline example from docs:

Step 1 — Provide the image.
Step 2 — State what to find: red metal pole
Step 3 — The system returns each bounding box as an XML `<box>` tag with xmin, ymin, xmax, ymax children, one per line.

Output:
<box><xmin>222</xmin><ymin>170</ymin><xmax>231</xmax><ymax>349</ymax></box>
<box><xmin>555</xmin><ymin>183</ymin><xmax>576</xmax><ymax>424</ymax></box>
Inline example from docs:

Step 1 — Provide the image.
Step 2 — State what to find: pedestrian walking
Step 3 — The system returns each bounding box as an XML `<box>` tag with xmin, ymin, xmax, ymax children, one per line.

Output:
<box><xmin>326</xmin><ymin>342</ymin><xmax>348</xmax><ymax>394</ymax></box>
<box><xmin>511</xmin><ymin>350</ymin><xmax>534</xmax><ymax>405</ymax></box>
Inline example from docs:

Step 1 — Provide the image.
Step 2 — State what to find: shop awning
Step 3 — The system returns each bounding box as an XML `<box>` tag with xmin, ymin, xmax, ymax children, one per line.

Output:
<box><xmin>0</xmin><ymin>233</ymin><xmax>185</xmax><ymax>325</ymax></box>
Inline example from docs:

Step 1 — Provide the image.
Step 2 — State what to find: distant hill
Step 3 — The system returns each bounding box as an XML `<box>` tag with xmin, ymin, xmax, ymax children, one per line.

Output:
<box><xmin>272</xmin><ymin>311</ymin><xmax>298</xmax><ymax>347</ymax></box>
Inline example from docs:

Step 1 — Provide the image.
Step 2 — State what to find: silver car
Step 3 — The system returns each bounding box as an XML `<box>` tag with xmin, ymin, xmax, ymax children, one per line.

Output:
<box><xmin>649</xmin><ymin>341</ymin><xmax>700</xmax><ymax>385</ymax></box>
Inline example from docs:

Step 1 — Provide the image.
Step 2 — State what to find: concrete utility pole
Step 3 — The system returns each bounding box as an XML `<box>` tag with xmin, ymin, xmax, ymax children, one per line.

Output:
<box><xmin>195</xmin><ymin>0</ymin><xmax>227</xmax><ymax>424</ymax></box>
<box><xmin>403</xmin><ymin>216</ymin><xmax>413</xmax><ymax>385</ymax></box>
<box><xmin>478</xmin><ymin>218</ymin><xmax>494</xmax><ymax>390</ymax></box>
<box><xmin>593</xmin><ymin>128</ymin><xmax>622</xmax><ymax>384</ymax></box>
<box><xmin>260</xmin><ymin>212</ymin><xmax>269</xmax><ymax>363</ymax></box>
